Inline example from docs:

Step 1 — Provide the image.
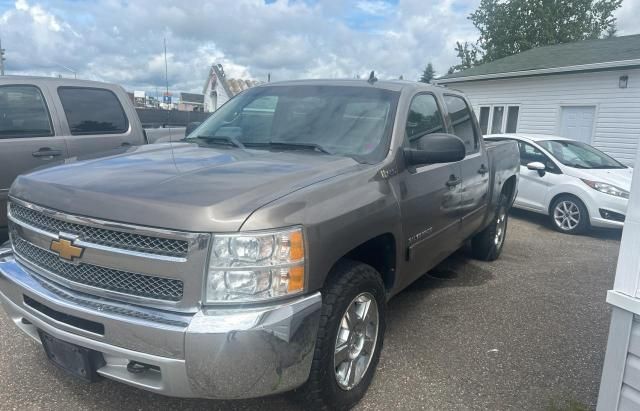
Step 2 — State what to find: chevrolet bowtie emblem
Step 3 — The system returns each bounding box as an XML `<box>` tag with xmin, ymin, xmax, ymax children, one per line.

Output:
<box><xmin>50</xmin><ymin>238</ymin><xmax>84</xmax><ymax>261</ymax></box>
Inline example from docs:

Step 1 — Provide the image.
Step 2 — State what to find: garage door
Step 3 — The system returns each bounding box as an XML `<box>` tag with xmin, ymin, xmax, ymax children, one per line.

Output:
<box><xmin>560</xmin><ymin>106</ymin><xmax>595</xmax><ymax>143</ymax></box>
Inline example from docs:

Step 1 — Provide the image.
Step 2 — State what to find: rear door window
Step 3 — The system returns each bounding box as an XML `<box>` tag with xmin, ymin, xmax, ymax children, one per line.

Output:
<box><xmin>444</xmin><ymin>95</ymin><xmax>479</xmax><ymax>154</ymax></box>
<box><xmin>58</xmin><ymin>87</ymin><xmax>128</xmax><ymax>135</ymax></box>
<box><xmin>0</xmin><ymin>85</ymin><xmax>53</xmax><ymax>139</ymax></box>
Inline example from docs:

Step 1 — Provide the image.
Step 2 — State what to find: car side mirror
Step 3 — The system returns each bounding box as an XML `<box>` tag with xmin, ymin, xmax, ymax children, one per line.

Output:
<box><xmin>527</xmin><ymin>161</ymin><xmax>546</xmax><ymax>176</ymax></box>
<box><xmin>185</xmin><ymin>122</ymin><xmax>202</xmax><ymax>137</ymax></box>
<box><xmin>403</xmin><ymin>133</ymin><xmax>466</xmax><ymax>167</ymax></box>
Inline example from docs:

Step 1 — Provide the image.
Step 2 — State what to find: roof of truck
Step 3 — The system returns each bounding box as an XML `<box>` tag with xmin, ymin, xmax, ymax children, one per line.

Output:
<box><xmin>256</xmin><ymin>78</ymin><xmax>448</xmax><ymax>93</ymax></box>
<box><xmin>0</xmin><ymin>75</ymin><xmax>120</xmax><ymax>88</ymax></box>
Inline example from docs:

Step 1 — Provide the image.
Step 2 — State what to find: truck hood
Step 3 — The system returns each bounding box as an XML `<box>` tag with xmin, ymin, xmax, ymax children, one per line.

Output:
<box><xmin>564</xmin><ymin>166</ymin><xmax>633</xmax><ymax>191</ymax></box>
<box><xmin>10</xmin><ymin>143</ymin><xmax>363</xmax><ymax>232</ymax></box>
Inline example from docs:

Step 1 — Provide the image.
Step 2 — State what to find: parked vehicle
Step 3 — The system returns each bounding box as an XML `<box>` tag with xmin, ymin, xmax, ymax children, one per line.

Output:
<box><xmin>0</xmin><ymin>76</ymin><xmax>148</xmax><ymax>242</ymax></box>
<box><xmin>485</xmin><ymin>134</ymin><xmax>632</xmax><ymax>234</ymax></box>
<box><xmin>0</xmin><ymin>80</ymin><xmax>519</xmax><ymax>410</ymax></box>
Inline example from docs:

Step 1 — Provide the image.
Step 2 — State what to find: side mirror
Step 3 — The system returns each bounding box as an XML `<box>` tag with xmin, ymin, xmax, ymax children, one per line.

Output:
<box><xmin>403</xmin><ymin>133</ymin><xmax>466</xmax><ymax>167</ymax></box>
<box><xmin>185</xmin><ymin>122</ymin><xmax>202</xmax><ymax>137</ymax></box>
<box><xmin>526</xmin><ymin>161</ymin><xmax>546</xmax><ymax>176</ymax></box>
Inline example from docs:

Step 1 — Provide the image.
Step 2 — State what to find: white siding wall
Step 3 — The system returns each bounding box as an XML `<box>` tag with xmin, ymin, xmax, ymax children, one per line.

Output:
<box><xmin>446</xmin><ymin>68</ymin><xmax>640</xmax><ymax>165</ymax></box>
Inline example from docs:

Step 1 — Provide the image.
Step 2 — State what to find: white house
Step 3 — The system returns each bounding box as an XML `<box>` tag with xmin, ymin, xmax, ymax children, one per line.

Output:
<box><xmin>435</xmin><ymin>34</ymin><xmax>640</xmax><ymax>165</ymax></box>
<box><xmin>202</xmin><ymin>64</ymin><xmax>260</xmax><ymax>112</ymax></box>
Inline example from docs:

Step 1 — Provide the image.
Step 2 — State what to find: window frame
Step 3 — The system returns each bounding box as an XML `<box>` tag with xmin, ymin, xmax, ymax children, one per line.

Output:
<box><xmin>403</xmin><ymin>91</ymin><xmax>447</xmax><ymax>148</ymax></box>
<box><xmin>517</xmin><ymin>140</ymin><xmax>562</xmax><ymax>174</ymax></box>
<box><xmin>443</xmin><ymin>93</ymin><xmax>481</xmax><ymax>155</ymax></box>
<box><xmin>57</xmin><ymin>86</ymin><xmax>130</xmax><ymax>136</ymax></box>
<box><xmin>0</xmin><ymin>84</ymin><xmax>55</xmax><ymax>139</ymax></box>
<box><xmin>478</xmin><ymin>104</ymin><xmax>520</xmax><ymax>134</ymax></box>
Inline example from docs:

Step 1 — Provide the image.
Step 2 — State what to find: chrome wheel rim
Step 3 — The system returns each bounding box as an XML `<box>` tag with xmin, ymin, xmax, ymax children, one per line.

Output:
<box><xmin>494</xmin><ymin>208</ymin><xmax>507</xmax><ymax>247</ymax></box>
<box><xmin>334</xmin><ymin>292</ymin><xmax>379</xmax><ymax>390</ymax></box>
<box><xmin>554</xmin><ymin>200</ymin><xmax>580</xmax><ymax>231</ymax></box>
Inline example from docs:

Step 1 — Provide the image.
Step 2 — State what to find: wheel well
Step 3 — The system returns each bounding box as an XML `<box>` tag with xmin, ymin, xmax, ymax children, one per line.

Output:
<box><xmin>341</xmin><ymin>233</ymin><xmax>396</xmax><ymax>290</ymax></box>
<box><xmin>502</xmin><ymin>176</ymin><xmax>517</xmax><ymax>204</ymax></box>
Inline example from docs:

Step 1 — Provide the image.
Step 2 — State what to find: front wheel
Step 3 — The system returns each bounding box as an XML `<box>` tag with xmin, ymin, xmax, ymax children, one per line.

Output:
<box><xmin>297</xmin><ymin>260</ymin><xmax>386</xmax><ymax>410</ymax></box>
<box><xmin>550</xmin><ymin>195</ymin><xmax>589</xmax><ymax>234</ymax></box>
<box><xmin>471</xmin><ymin>192</ymin><xmax>509</xmax><ymax>261</ymax></box>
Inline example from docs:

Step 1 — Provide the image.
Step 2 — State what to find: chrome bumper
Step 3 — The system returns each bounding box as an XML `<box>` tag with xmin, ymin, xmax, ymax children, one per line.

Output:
<box><xmin>0</xmin><ymin>255</ymin><xmax>322</xmax><ymax>399</ymax></box>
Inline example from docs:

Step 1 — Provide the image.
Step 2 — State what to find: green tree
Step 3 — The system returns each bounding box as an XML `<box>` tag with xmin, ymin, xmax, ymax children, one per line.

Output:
<box><xmin>419</xmin><ymin>63</ymin><xmax>435</xmax><ymax>83</ymax></box>
<box><xmin>469</xmin><ymin>0</ymin><xmax>622</xmax><ymax>63</ymax></box>
<box><xmin>448</xmin><ymin>42</ymin><xmax>480</xmax><ymax>74</ymax></box>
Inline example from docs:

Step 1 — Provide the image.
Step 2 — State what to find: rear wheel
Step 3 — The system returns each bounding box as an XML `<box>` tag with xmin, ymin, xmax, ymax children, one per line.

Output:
<box><xmin>550</xmin><ymin>195</ymin><xmax>589</xmax><ymax>234</ymax></box>
<box><xmin>471</xmin><ymin>192</ymin><xmax>509</xmax><ymax>261</ymax></box>
<box><xmin>297</xmin><ymin>260</ymin><xmax>386</xmax><ymax>410</ymax></box>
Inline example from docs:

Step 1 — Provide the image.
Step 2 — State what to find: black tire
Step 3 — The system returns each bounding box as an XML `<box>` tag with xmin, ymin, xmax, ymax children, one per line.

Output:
<box><xmin>471</xmin><ymin>192</ymin><xmax>510</xmax><ymax>261</ymax></box>
<box><xmin>297</xmin><ymin>260</ymin><xmax>386</xmax><ymax>410</ymax></box>
<box><xmin>549</xmin><ymin>194</ymin><xmax>589</xmax><ymax>234</ymax></box>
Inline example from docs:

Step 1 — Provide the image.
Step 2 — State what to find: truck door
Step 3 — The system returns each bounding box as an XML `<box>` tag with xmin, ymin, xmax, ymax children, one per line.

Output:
<box><xmin>0</xmin><ymin>83</ymin><xmax>68</xmax><ymax>233</ymax></box>
<box><xmin>443</xmin><ymin>94</ymin><xmax>490</xmax><ymax>239</ymax></box>
<box><xmin>52</xmin><ymin>86</ymin><xmax>139</xmax><ymax>158</ymax></box>
<box><xmin>394</xmin><ymin>93</ymin><xmax>462</xmax><ymax>289</ymax></box>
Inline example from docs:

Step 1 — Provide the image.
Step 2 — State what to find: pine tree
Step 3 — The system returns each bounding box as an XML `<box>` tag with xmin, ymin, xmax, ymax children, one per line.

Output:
<box><xmin>419</xmin><ymin>63</ymin><xmax>435</xmax><ymax>83</ymax></box>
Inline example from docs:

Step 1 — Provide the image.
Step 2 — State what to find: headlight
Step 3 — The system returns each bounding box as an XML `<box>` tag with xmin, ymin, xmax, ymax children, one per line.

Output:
<box><xmin>205</xmin><ymin>227</ymin><xmax>305</xmax><ymax>303</ymax></box>
<box><xmin>581</xmin><ymin>179</ymin><xmax>629</xmax><ymax>199</ymax></box>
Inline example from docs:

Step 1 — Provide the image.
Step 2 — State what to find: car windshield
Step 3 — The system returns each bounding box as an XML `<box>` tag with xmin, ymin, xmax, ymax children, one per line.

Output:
<box><xmin>537</xmin><ymin>140</ymin><xmax>627</xmax><ymax>169</ymax></box>
<box><xmin>186</xmin><ymin>85</ymin><xmax>399</xmax><ymax>163</ymax></box>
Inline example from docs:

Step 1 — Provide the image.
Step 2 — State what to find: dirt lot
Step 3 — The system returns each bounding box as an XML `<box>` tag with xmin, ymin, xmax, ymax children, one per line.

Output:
<box><xmin>0</xmin><ymin>210</ymin><xmax>622</xmax><ymax>410</ymax></box>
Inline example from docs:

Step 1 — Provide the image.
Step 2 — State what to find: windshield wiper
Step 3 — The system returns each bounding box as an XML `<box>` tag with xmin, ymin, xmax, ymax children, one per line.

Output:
<box><xmin>190</xmin><ymin>135</ymin><xmax>245</xmax><ymax>149</ymax></box>
<box><xmin>267</xmin><ymin>140</ymin><xmax>333</xmax><ymax>155</ymax></box>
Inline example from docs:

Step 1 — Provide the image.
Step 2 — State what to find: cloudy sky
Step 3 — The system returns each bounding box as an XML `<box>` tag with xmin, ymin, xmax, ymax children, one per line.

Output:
<box><xmin>1</xmin><ymin>0</ymin><xmax>639</xmax><ymax>95</ymax></box>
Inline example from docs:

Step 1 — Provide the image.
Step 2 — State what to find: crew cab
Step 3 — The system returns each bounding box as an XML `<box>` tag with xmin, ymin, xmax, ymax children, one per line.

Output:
<box><xmin>0</xmin><ymin>76</ymin><xmax>148</xmax><ymax>242</ymax></box>
<box><xmin>0</xmin><ymin>80</ymin><xmax>519</xmax><ymax>409</ymax></box>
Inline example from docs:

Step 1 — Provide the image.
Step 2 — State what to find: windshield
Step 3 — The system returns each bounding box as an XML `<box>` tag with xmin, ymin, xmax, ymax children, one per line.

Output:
<box><xmin>186</xmin><ymin>85</ymin><xmax>399</xmax><ymax>163</ymax></box>
<box><xmin>537</xmin><ymin>140</ymin><xmax>626</xmax><ymax>169</ymax></box>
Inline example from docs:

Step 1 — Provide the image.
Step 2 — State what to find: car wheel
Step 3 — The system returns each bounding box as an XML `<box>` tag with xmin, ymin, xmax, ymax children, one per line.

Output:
<box><xmin>550</xmin><ymin>195</ymin><xmax>589</xmax><ymax>234</ymax></box>
<box><xmin>471</xmin><ymin>192</ymin><xmax>510</xmax><ymax>261</ymax></box>
<box><xmin>297</xmin><ymin>260</ymin><xmax>386</xmax><ymax>410</ymax></box>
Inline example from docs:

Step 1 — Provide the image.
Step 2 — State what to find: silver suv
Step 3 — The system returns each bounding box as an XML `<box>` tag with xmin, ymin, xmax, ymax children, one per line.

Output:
<box><xmin>0</xmin><ymin>76</ymin><xmax>147</xmax><ymax>241</ymax></box>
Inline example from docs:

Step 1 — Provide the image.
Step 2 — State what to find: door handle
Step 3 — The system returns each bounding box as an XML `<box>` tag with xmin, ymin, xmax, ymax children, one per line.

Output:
<box><xmin>446</xmin><ymin>175</ymin><xmax>462</xmax><ymax>187</ymax></box>
<box><xmin>478</xmin><ymin>164</ymin><xmax>488</xmax><ymax>175</ymax></box>
<box><xmin>121</xmin><ymin>142</ymin><xmax>132</xmax><ymax>147</ymax></box>
<box><xmin>32</xmin><ymin>148</ymin><xmax>62</xmax><ymax>158</ymax></box>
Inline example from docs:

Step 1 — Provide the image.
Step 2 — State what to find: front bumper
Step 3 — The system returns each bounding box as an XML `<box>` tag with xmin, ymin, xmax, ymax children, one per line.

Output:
<box><xmin>585</xmin><ymin>190</ymin><xmax>628</xmax><ymax>229</ymax></box>
<box><xmin>0</xmin><ymin>255</ymin><xmax>322</xmax><ymax>399</ymax></box>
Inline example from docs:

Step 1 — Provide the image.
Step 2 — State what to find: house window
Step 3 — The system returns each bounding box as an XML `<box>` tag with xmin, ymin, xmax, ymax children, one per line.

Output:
<box><xmin>478</xmin><ymin>105</ymin><xmax>519</xmax><ymax>134</ymax></box>
<box><xmin>491</xmin><ymin>106</ymin><xmax>504</xmax><ymax>134</ymax></box>
<box><xmin>479</xmin><ymin>107</ymin><xmax>490</xmax><ymax>135</ymax></box>
<box><xmin>506</xmin><ymin>106</ymin><xmax>519</xmax><ymax>133</ymax></box>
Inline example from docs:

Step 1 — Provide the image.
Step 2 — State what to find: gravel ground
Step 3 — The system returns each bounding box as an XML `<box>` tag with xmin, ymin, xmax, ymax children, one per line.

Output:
<box><xmin>0</xmin><ymin>209</ymin><xmax>621</xmax><ymax>410</ymax></box>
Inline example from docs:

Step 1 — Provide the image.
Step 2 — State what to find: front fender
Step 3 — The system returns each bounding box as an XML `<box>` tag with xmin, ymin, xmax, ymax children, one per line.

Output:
<box><xmin>240</xmin><ymin>168</ymin><xmax>403</xmax><ymax>292</ymax></box>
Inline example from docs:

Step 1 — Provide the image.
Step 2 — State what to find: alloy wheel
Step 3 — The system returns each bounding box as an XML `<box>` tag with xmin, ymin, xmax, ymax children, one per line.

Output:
<box><xmin>334</xmin><ymin>292</ymin><xmax>379</xmax><ymax>390</ymax></box>
<box><xmin>553</xmin><ymin>200</ymin><xmax>580</xmax><ymax>231</ymax></box>
<box><xmin>494</xmin><ymin>208</ymin><xmax>507</xmax><ymax>247</ymax></box>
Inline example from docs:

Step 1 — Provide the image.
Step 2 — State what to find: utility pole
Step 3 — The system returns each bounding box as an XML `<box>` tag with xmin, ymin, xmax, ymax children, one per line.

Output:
<box><xmin>0</xmin><ymin>37</ymin><xmax>6</xmax><ymax>76</ymax></box>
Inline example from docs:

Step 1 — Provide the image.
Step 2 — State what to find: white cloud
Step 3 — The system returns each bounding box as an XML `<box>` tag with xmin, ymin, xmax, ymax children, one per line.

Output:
<box><xmin>0</xmin><ymin>0</ymin><xmax>636</xmax><ymax>94</ymax></box>
<box><xmin>356</xmin><ymin>1</ymin><xmax>394</xmax><ymax>15</ymax></box>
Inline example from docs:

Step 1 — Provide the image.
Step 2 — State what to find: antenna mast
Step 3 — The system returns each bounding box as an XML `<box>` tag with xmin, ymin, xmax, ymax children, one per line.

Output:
<box><xmin>0</xmin><ymin>38</ymin><xmax>5</xmax><ymax>76</ymax></box>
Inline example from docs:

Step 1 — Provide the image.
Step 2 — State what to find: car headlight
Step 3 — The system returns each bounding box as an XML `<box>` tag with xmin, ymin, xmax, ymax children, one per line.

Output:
<box><xmin>204</xmin><ymin>227</ymin><xmax>305</xmax><ymax>303</ymax></box>
<box><xmin>581</xmin><ymin>179</ymin><xmax>630</xmax><ymax>199</ymax></box>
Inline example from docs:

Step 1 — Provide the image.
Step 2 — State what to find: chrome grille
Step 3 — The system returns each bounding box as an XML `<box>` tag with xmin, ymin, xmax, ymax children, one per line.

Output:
<box><xmin>9</xmin><ymin>203</ymin><xmax>188</xmax><ymax>257</ymax></box>
<box><xmin>13</xmin><ymin>236</ymin><xmax>184</xmax><ymax>301</ymax></box>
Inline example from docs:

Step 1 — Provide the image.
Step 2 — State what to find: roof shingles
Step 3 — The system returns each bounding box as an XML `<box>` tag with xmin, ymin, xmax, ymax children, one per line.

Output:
<box><xmin>440</xmin><ymin>34</ymin><xmax>640</xmax><ymax>81</ymax></box>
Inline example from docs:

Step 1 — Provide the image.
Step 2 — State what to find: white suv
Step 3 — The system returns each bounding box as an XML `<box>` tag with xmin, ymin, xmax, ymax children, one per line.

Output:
<box><xmin>485</xmin><ymin>134</ymin><xmax>632</xmax><ymax>234</ymax></box>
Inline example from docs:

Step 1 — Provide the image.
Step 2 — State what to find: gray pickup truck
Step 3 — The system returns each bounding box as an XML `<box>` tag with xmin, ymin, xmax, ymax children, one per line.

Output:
<box><xmin>0</xmin><ymin>79</ymin><xmax>519</xmax><ymax>409</ymax></box>
<box><xmin>0</xmin><ymin>76</ymin><xmax>149</xmax><ymax>242</ymax></box>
